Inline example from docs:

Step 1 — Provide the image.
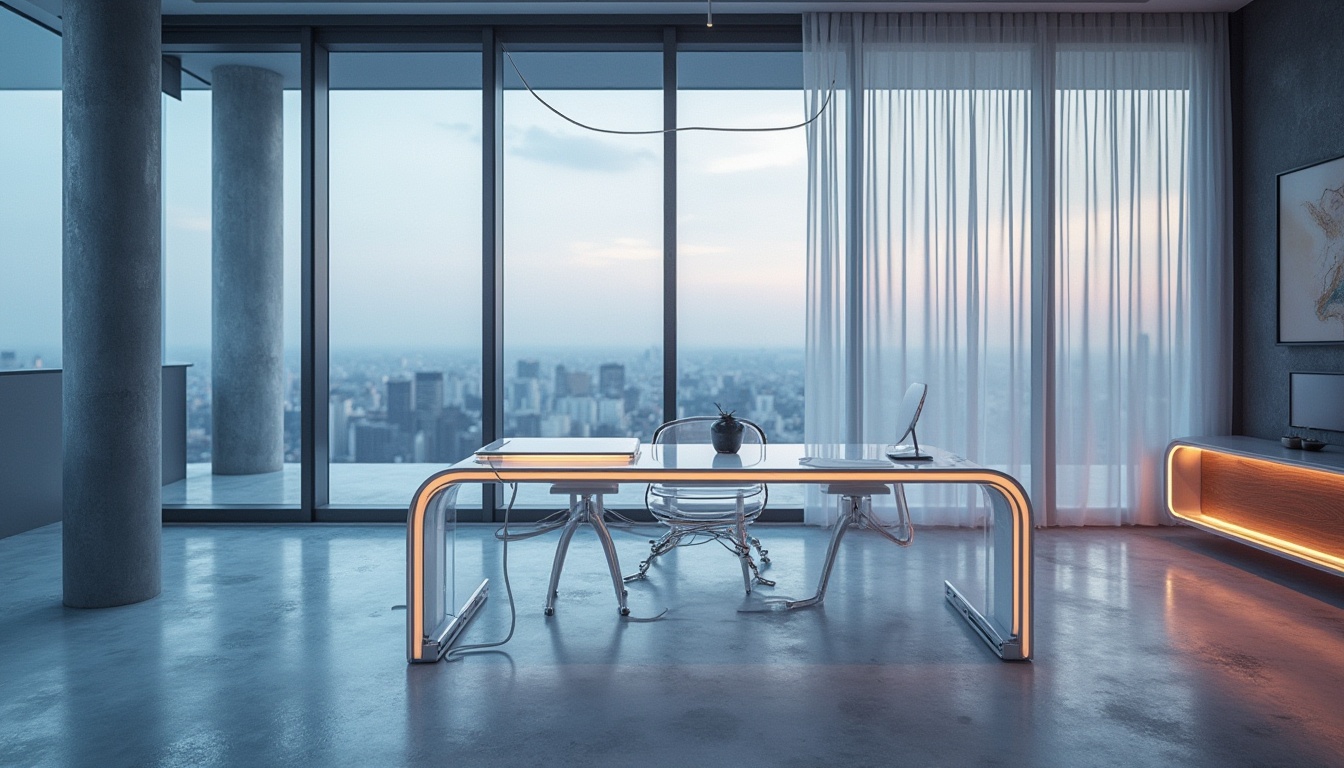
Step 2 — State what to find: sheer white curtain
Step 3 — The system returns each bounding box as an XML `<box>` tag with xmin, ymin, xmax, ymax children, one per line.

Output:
<box><xmin>1053</xmin><ymin>14</ymin><xmax>1231</xmax><ymax>525</ymax></box>
<box><xmin>803</xmin><ymin>13</ymin><xmax>1230</xmax><ymax>527</ymax></box>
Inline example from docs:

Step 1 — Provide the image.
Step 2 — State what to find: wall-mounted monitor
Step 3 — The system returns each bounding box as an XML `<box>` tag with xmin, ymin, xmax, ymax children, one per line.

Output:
<box><xmin>1289</xmin><ymin>372</ymin><xmax>1344</xmax><ymax>432</ymax></box>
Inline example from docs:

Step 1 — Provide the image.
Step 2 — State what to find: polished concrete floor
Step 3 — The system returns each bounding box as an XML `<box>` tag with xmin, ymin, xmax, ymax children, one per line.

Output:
<box><xmin>2</xmin><ymin>522</ymin><xmax>1342</xmax><ymax>767</ymax></box>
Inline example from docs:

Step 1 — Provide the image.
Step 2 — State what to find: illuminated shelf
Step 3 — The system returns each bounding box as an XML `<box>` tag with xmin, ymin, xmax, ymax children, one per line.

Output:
<box><xmin>1166</xmin><ymin>436</ymin><xmax>1344</xmax><ymax>577</ymax></box>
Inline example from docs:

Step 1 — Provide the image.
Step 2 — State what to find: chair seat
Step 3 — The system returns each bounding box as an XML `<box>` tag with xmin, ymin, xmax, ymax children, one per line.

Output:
<box><xmin>650</xmin><ymin>483</ymin><xmax>763</xmax><ymax>499</ymax></box>
<box><xmin>822</xmin><ymin>483</ymin><xmax>892</xmax><ymax>497</ymax></box>
<box><xmin>648</xmin><ymin>494</ymin><xmax>766</xmax><ymax>522</ymax></box>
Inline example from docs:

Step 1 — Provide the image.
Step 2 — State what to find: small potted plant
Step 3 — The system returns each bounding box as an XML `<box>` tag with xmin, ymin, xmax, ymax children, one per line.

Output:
<box><xmin>711</xmin><ymin>403</ymin><xmax>745</xmax><ymax>454</ymax></box>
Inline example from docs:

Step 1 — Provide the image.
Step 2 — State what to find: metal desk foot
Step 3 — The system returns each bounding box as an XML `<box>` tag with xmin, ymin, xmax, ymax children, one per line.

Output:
<box><xmin>944</xmin><ymin>581</ymin><xmax>1025</xmax><ymax>661</ymax></box>
<box><xmin>416</xmin><ymin>579</ymin><xmax>489</xmax><ymax>663</ymax></box>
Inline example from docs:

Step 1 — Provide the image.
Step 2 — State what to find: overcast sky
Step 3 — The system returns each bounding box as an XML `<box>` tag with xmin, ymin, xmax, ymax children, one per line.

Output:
<box><xmin>0</xmin><ymin>85</ymin><xmax>807</xmax><ymax>357</ymax></box>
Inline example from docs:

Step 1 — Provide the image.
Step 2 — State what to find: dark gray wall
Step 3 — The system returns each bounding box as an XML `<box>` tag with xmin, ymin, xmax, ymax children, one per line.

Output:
<box><xmin>0</xmin><ymin>366</ymin><xmax>189</xmax><ymax>540</ymax></box>
<box><xmin>0</xmin><ymin>371</ymin><xmax>63</xmax><ymax>539</ymax></box>
<box><xmin>1233</xmin><ymin>0</ymin><xmax>1344</xmax><ymax>441</ymax></box>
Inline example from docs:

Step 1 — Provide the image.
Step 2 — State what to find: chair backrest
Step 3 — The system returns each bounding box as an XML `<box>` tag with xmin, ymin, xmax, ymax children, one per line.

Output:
<box><xmin>652</xmin><ymin>416</ymin><xmax>767</xmax><ymax>447</ymax></box>
<box><xmin>649</xmin><ymin>416</ymin><xmax>768</xmax><ymax>503</ymax></box>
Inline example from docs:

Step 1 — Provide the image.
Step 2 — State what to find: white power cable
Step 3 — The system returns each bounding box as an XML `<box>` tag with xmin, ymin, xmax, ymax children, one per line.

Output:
<box><xmin>444</xmin><ymin>479</ymin><xmax>519</xmax><ymax>661</ymax></box>
<box><xmin>503</xmin><ymin>47</ymin><xmax>834</xmax><ymax>136</ymax></box>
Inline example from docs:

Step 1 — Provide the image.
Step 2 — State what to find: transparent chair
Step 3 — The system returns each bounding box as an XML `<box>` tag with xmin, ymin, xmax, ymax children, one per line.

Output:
<box><xmin>624</xmin><ymin>417</ymin><xmax>775</xmax><ymax>594</ymax></box>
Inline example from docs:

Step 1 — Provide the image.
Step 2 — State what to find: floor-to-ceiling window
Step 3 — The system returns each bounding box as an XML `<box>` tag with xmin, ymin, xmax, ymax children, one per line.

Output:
<box><xmin>149</xmin><ymin>27</ymin><xmax>815</xmax><ymax>518</ymax></box>
<box><xmin>162</xmin><ymin>51</ymin><xmax>303</xmax><ymax>508</ymax></box>
<box><xmin>328</xmin><ymin>51</ymin><xmax>484</xmax><ymax>508</ymax></box>
<box><xmin>0</xmin><ymin>9</ymin><xmax>62</xmax><ymax>371</ymax></box>
<box><xmin>502</xmin><ymin>49</ymin><xmax>665</xmax><ymax>508</ymax></box>
<box><xmin>677</xmin><ymin>49</ymin><xmax>807</xmax><ymax>506</ymax></box>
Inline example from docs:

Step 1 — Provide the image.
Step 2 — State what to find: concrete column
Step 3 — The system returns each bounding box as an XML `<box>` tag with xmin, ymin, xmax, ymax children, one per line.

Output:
<box><xmin>61</xmin><ymin>0</ymin><xmax>162</xmax><ymax>608</ymax></box>
<box><xmin>211</xmin><ymin>66</ymin><xmax>284</xmax><ymax>475</ymax></box>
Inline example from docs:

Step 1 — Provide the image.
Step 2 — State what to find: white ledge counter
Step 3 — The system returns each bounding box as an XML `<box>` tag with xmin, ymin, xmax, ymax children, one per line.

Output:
<box><xmin>1167</xmin><ymin>436</ymin><xmax>1344</xmax><ymax>576</ymax></box>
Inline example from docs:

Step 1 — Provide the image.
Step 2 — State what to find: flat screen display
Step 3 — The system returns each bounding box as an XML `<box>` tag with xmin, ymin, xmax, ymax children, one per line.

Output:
<box><xmin>1289</xmin><ymin>372</ymin><xmax>1344</xmax><ymax>432</ymax></box>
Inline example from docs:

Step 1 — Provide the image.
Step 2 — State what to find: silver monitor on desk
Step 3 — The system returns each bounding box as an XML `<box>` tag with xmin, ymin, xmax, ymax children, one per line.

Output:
<box><xmin>886</xmin><ymin>382</ymin><xmax>932</xmax><ymax>461</ymax></box>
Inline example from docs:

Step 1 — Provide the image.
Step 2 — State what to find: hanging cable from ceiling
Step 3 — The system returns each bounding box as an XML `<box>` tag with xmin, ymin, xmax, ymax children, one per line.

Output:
<box><xmin>503</xmin><ymin>48</ymin><xmax>832</xmax><ymax>135</ymax></box>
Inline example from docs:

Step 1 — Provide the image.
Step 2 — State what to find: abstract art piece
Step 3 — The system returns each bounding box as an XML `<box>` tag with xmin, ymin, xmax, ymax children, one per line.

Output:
<box><xmin>1279</xmin><ymin>154</ymin><xmax>1344</xmax><ymax>344</ymax></box>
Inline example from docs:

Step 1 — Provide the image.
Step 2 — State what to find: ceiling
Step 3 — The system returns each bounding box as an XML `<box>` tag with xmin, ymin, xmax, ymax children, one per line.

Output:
<box><xmin>12</xmin><ymin>0</ymin><xmax>1256</xmax><ymax>25</ymax></box>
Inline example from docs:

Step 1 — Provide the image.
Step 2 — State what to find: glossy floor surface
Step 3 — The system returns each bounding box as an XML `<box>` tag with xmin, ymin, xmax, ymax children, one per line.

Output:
<box><xmin>2</xmin><ymin>523</ymin><xmax>1342</xmax><ymax>767</ymax></box>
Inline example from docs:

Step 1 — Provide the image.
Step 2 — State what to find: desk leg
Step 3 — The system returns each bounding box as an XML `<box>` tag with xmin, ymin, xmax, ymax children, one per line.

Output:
<box><xmin>943</xmin><ymin>485</ymin><xmax>1031</xmax><ymax>661</ymax></box>
<box><xmin>408</xmin><ymin>482</ymin><xmax>490</xmax><ymax>663</ymax></box>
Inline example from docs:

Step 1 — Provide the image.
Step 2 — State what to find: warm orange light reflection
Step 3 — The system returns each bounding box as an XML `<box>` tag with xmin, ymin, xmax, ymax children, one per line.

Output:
<box><xmin>1163</xmin><ymin>565</ymin><xmax>1344</xmax><ymax>759</ymax></box>
<box><xmin>1194</xmin><ymin>516</ymin><xmax>1344</xmax><ymax>573</ymax></box>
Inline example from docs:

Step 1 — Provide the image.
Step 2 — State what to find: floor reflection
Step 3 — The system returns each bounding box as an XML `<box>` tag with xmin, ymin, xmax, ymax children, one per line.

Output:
<box><xmin>3</xmin><ymin>524</ymin><xmax>1343</xmax><ymax>766</ymax></box>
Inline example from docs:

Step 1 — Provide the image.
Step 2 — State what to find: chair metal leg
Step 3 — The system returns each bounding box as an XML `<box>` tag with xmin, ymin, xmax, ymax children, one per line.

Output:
<box><xmin>761</xmin><ymin>486</ymin><xmax>913</xmax><ymax>612</ymax></box>
<box><xmin>587</xmin><ymin>498</ymin><xmax>630</xmax><ymax>616</ymax></box>
<box><xmin>736</xmin><ymin>500</ymin><xmax>754</xmax><ymax>595</ymax></box>
<box><xmin>624</xmin><ymin>531</ymin><xmax>678</xmax><ymax>583</ymax></box>
<box><xmin>780</xmin><ymin>499</ymin><xmax>856</xmax><ymax>609</ymax></box>
<box><xmin>750</xmin><ymin>535</ymin><xmax>770</xmax><ymax>565</ymax></box>
<box><xmin>544</xmin><ymin>512</ymin><xmax>582</xmax><ymax>616</ymax></box>
<box><xmin>857</xmin><ymin>486</ymin><xmax>914</xmax><ymax>547</ymax></box>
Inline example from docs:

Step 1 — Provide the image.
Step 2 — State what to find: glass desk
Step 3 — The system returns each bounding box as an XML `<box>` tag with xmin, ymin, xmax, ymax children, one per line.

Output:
<box><xmin>406</xmin><ymin>443</ymin><xmax>1034</xmax><ymax>663</ymax></box>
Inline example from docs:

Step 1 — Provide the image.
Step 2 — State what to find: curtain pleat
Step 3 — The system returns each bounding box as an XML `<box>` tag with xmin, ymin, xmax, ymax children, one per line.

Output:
<box><xmin>804</xmin><ymin>12</ymin><xmax>1231</xmax><ymax>527</ymax></box>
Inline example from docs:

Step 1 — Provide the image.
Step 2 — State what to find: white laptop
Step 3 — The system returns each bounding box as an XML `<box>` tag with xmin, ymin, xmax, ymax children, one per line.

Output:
<box><xmin>474</xmin><ymin>437</ymin><xmax>640</xmax><ymax>461</ymax></box>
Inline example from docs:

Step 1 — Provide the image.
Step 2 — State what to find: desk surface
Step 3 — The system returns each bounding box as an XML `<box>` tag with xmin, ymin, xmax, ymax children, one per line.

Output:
<box><xmin>448</xmin><ymin>442</ymin><xmax>986</xmax><ymax>479</ymax></box>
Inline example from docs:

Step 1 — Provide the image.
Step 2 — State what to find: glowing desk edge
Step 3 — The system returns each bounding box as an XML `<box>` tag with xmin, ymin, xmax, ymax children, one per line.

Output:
<box><xmin>406</xmin><ymin>445</ymin><xmax>1034</xmax><ymax>664</ymax></box>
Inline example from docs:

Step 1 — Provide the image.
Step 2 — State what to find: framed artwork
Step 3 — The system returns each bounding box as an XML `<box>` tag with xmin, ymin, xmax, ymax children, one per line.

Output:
<box><xmin>1278</xmin><ymin>154</ymin><xmax>1344</xmax><ymax>344</ymax></box>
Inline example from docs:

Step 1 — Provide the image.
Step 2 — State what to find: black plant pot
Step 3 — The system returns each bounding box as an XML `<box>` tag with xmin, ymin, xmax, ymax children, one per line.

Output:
<box><xmin>711</xmin><ymin>418</ymin><xmax>744</xmax><ymax>454</ymax></box>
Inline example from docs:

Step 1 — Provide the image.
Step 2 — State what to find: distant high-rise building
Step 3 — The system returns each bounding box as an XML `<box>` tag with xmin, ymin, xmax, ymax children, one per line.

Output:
<box><xmin>540</xmin><ymin>413</ymin><xmax>572</xmax><ymax>438</ymax></box>
<box><xmin>567</xmin><ymin>371</ymin><xmax>592</xmax><ymax>397</ymax></box>
<box><xmin>515</xmin><ymin>413</ymin><xmax>542</xmax><ymax>436</ymax></box>
<box><xmin>414</xmin><ymin>371</ymin><xmax>445</xmax><ymax>417</ymax></box>
<box><xmin>353</xmin><ymin>421</ymin><xmax>398</xmax><ymax>463</ymax></box>
<box><xmin>387</xmin><ymin>378</ymin><xmax>414</xmax><ymax>433</ymax></box>
<box><xmin>597</xmin><ymin>397</ymin><xmax>625</xmax><ymax>428</ymax></box>
<box><xmin>413</xmin><ymin>372</ymin><xmax>445</xmax><ymax>459</ymax></box>
<box><xmin>511</xmin><ymin>378</ymin><xmax>541</xmax><ymax>413</ymax></box>
<box><xmin>330</xmin><ymin>398</ymin><xmax>354</xmax><ymax>461</ymax></box>
<box><xmin>517</xmin><ymin>359</ymin><xmax>540</xmax><ymax>379</ymax></box>
<box><xmin>557</xmin><ymin>395</ymin><xmax>597</xmax><ymax>425</ymax></box>
<box><xmin>0</xmin><ymin>351</ymin><xmax>16</xmax><ymax>370</ymax></box>
<box><xmin>599</xmin><ymin>363</ymin><xmax>625</xmax><ymax>399</ymax></box>
<box><xmin>432</xmin><ymin>407</ymin><xmax>473</xmax><ymax>463</ymax></box>
<box><xmin>554</xmin><ymin>364</ymin><xmax>570</xmax><ymax>398</ymax></box>
<box><xmin>444</xmin><ymin>374</ymin><xmax>465</xmax><ymax>407</ymax></box>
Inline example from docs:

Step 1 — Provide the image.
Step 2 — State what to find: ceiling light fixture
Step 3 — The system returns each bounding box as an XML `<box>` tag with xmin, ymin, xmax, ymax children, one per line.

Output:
<box><xmin>707</xmin><ymin>0</ymin><xmax>713</xmax><ymax>28</ymax></box>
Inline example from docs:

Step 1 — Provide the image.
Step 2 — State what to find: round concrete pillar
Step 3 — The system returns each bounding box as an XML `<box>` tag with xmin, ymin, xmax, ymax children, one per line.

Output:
<box><xmin>211</xmin><ymin>66</ymin><xmax>284</xmax><ymax>475</ymax></box>
<box><xmin>61</xmin><ymin>0</ymin><xmax>162</xmax><ymax>608</ymax></box>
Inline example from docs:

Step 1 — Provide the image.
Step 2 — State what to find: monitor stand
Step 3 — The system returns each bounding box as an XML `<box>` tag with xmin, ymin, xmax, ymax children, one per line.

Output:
<box><xmin>886</xmin><ymin>427</ymin><xmax>933</xmax><ymax>461</ymax></box>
